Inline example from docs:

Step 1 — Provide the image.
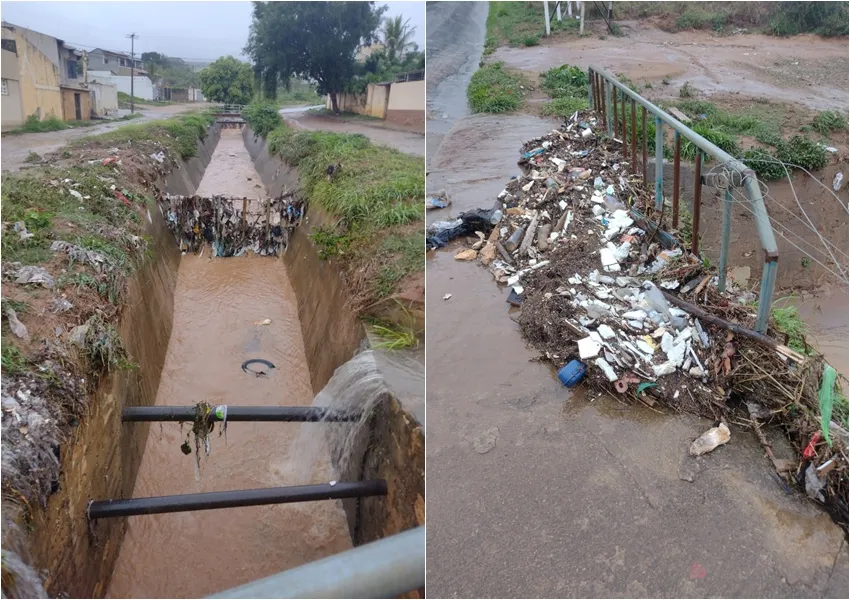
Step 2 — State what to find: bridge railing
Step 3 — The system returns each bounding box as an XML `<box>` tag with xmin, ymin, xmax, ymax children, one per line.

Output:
<box><xmin>588</xmin><ymin>65</ymin><xmax>779</xmax><ymax>333</ymax></box>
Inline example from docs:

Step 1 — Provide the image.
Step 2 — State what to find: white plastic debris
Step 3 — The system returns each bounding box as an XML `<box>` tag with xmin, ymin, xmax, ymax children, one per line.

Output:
<box><xmin>592</xmin><ymin>205</ymin><xmax>605</xmax><ymax>216</ymax></box>
<box><xmin>667</xmin><ymin>340</ymin><xmax>687</xmax><ymax>366</ymax></box>
<box><xmin>443</xmin><ymin>294</ymin><xmax>452</xmax><ymax>301</ymax></box>
<box><xmin>636</xmin><ymin>340</ymin><xmax>656</xmax><ymax>355</ymax></box>
<box><xmin>599</xmin><ymin>247</ymin><xmax>619</xmax><ymax>268</ymax></box>
<box><xmin>660</xmin><ymin>280</ymin><xmax>680</xmax><ymax>290</ymax></box>
<box><xmin>833</xmin><ymin>172</ymin><xmax>843</xmax><ymax>191</ymax></box>
<box><xmin>597</xmin><ymin>324</ymin><xmax>616</xmax><ymax>339</ymax></box>
<box><xmin>14</xmin><ymin>266</ymin><xmax>55</xmax><ymax>288</ymax></box>
<box><xmin>613</xmin><ymin>241</ymin><xmax>631</xmax><ymax>262</ymax></box>
<box><xmin>622</xmin><ymin>310</ymin><xmax>648</xmax><ymax>321</ymax></box>
<box><xmin>595</xmin><ymin>357</ymin><xmax>618</xmax><ymax>381</ymax></box>
<box><xmin>689</xmin><ymin>423</ymin><xmax>731</xmax><ymax>456</ymax></box>
<box><xmin>689</xmin><ymin>366</ymin><xmax>705</xmax><ymax>378</ymax></box>
<box><xmin>151</xmin><ymin>151</ymin><xmax>166</xmax><ymax>163</ymax></box>
<box><xmin>522</xmin><ymin>180</ymin><xmax>534</xmax><ymax>192</ymax></box>
<box><xmin>627</xmin><ymin>320</ymin><xmax>644</xmax><ymax>329</ymax></box>
<box><xmin>68</xmin><ymin>189</ymin><xmax>83</xmax><ymax>200</ymax></box>
<box><xmin>578</xmin><ymin>336</ymin><xmax>602</xmax><ymax>359</ymax></box>
<box><xmin>5</xmin><ymin>308</ymin><xmax>29</xmax><ymax>340</ymax></box>
<box><xmin>582</xmin><ymin>128</ymin><xmax>592</xmax><ymax>138</ymax></box>
<box><xmin>805</xmin><ymin>463</ymin><xmax>827</xmax><ymax>501</ymax></box>
<box><xmin>653</xmin><ymin>361</ymin><xmax>677</xmax><ymax>377</ymax></box>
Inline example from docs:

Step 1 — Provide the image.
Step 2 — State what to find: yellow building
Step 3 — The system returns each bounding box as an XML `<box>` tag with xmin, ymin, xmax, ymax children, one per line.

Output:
<box><xmin>1</xmin><ymin>21</ymin><xmax>67</xmax><ymax>129</ymax></box>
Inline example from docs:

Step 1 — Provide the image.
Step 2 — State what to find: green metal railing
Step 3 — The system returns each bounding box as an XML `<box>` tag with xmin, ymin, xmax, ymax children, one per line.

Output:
<box><xmin>588</xmin><ymin>66</ymin><xmax>779</xmax><ymax>333</ymax></box>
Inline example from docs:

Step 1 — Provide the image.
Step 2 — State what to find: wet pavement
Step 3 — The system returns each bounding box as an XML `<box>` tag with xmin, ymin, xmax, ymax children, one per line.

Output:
<box><xmin>107</xmin><ymin>130</ymin><xmax>351</xmax><ymax>598</ymax></box>
<box><xmin>0</xmin><ymin>103</ymin><xmax>206</xmax><ymax>172</ymax></box>
<box><xmin>425</xmin><ymin>3</ymin><xmax>848</xmax><ymax>597</ymax></box>
<box><xmin>283</xmin><ymin>109</ymin><xmax>425</xmax><ymax>156</ymax></box>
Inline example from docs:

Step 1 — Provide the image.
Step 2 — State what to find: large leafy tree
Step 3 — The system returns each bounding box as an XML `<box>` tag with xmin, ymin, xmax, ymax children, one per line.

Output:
<box><xmin>245</xmin><ymin>1</ymin><xmax>385</xmax><ymax>113</ymax></box>
<box><xmin>381</xmin><ymin>15</ymin><xmax>416</xmax><ymax>64</ymax></box>
<box><xmin>198</xmin><ymin>56</ymin><xmax>254</xmax><ymax>104</ymax></box>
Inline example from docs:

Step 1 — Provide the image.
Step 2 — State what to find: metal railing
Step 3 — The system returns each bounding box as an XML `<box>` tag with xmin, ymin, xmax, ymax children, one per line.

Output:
<box><xmin>208</xmin><ymin>526</ymin><xmax>425</xmax><ymax>599</ymax></box>
<box><xmin>212</xmin><ymin>103</ymin><xmax>245</xmax><ymax>115</ymax></box>
<box><xmin>588</xmin><ymin>65</ymin><xmax>779</xmax><ymax>333</ymax></box>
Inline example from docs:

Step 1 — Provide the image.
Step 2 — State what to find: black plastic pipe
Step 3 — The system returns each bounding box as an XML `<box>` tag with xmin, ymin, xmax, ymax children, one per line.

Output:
<box><xmin>88</xmin><ymin>480</ymin><xmax>387</xmax><ymax>520</ymax></box>
<box><xmin>122</xmin><ymin>406</ymin><xmax>361</xmax><ymax>423</ymax></box>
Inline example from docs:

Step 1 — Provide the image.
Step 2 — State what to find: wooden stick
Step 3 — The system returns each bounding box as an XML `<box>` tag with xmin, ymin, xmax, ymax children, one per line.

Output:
<box><xmin>519</xmin><ymin>213</ymin><xmax>539</xmax><ymax>256</ymax></box>
<box><xmin>661</xmin><ymin>291</ymin><xmax>805</xmax><ymax>363</ymax></box>
<box><xmin>495</xmin><ymin>242</ymin><xmax>514</xmax><ymax>264</ymax></box>
<box><xmin>692</xmin><ymin>274</ymin><xmax>711</xmax><ymax>297</ymax></box>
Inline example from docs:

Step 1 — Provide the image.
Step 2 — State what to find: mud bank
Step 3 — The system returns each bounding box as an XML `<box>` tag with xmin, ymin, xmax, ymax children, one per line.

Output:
<box><xmin>7</xmin><ymin>121</ymin><xmax>423</xmax><ymax>599</ymax></box>
<box><xmin>6</xmin><ymin>125</ymin><xmax>221</xmax><ymax>599</ymax></box>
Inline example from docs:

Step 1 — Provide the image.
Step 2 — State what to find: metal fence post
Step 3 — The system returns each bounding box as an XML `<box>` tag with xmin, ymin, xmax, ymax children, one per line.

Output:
<box><xmin>588</xmin><ymin>68</ymin><xmax>594</xmax><ymax>109</ymax></box>
<box><xmin>654</xmin><ymin>116</ymin><xmax>663</xmax><ymax>211</ymax></box>
<box><xmin>717</xmin><ymin>188</ymin><xmax>733</xmax><ymax>292</ymax></box>
<box><xmin>756</xmin><ymin>257</ymin><xmax>778</xmax><ymax>334</ymax></box>
<box><xmin>605</xmin><ymin>80</ymin><xmax>612</xmax><ymax>136</ymax></box>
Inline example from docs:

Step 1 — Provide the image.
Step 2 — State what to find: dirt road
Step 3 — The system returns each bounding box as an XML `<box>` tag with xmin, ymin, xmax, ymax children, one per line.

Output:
<box><xmin>425</xmin><ymin>3</ymin><xmax>848</xmax><ymax>597</ymax></box>
<box><xmin>283</xmin><ymin>110</ymin><xmax>424</xmax><ymax>156</ymax></box>
<box><xmin>0</xmin><ymin>103</ymin><xmax>206</xmax><ymax>172</ymax></box>
<box><xmin>491</xmin><ymin>21</ymin><xmax>848</xmax><ymax>111</ymax></box>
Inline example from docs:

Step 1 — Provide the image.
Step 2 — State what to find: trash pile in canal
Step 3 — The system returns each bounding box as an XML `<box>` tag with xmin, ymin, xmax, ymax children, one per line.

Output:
<box><xmin>432</xmin><ymin>110</ymin><xmax>848</xmax><ymax>530</ymax></box>
<box><xmin>158</xmin><ymin>192</ymin><xmax>305</xmax><ymax>257</ymax></box>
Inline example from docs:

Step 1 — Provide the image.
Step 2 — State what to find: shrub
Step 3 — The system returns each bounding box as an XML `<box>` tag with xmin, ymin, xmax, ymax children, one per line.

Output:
<box><xmin>242</xmin><ymin>100</ymin><xmax>282</xmax><ymax>138</ymax></box>
<box><xmin>540</xmin><ymin>64</ymin><xmax>587</xmax><ymax>99</ymax></box>
<box><xmin>467</xmin><ymin>62</ymin><xmax>527</xmax><ymax>113</ymax></box>
<box><xmin>743</xmin><ymin>148</ymin><xmax>787</xmax><ymax>181</ymax></box>
<box><xmin>776</xmin><ymin>135</ymin><xmax>828</xmax><ymax>171</ymax></box>
<box><xmin>679</xmin><ymin>82</ymin><xmax>696</xmax><ymax>98</ymax></box>
<box><xmin>520</xmin><ymin>34</ymin><xmax>540</xmax><ymax>47</ymax></box>
<box><xmin>811</xmin><ymin>110</ymin><xmax>847</xmax><ymax>136</ymax></box>
<box><xmin>680</xmin><ymin>123</ymin><xmax>739</xmax><ymax>160</ymax></box>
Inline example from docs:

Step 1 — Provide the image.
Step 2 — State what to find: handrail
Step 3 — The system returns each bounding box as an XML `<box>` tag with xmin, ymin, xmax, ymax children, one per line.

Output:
<box><xmin>588</xmin><ymin>65</ymin><xmax>779</xmax><ymax>333</ymax></box>
<box><xmin>208</xmin><ymin>526</ymin><xmax>425</xmax><ymax>599</ymax></box>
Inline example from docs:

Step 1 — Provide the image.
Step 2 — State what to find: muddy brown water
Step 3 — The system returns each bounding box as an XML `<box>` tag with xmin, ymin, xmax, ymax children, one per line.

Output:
<box><xmin>107</xmin><ymin>129</ymin><xmax>351</xmax><ymax>598</ymax></box>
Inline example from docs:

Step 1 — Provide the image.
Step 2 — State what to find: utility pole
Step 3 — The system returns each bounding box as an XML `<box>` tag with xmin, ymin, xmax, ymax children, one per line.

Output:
<box><xmin>126</xmin><ymin>32</ymin><xmax>137</xmax><ymax>114</ymax></box>
<box><xmin>544</xmin><ymin>0</ymin><xmax>551</xmax><ymax>36</ymax></box>
<box><xmin>556</xmin><ymin>1</ymin><xmax>562</xmax><ymax>22</ymax></box>
<box><xmin>580</xmin><ymin>1</ymin><xmax>586</xmax><ymax>34</ymax></box>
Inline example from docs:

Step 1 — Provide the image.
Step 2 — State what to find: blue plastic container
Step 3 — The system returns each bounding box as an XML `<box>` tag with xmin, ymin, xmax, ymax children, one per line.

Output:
<box><xmin>558</xmin><ymin>360</ymin><xmax>587</xmax><ymax>388</ymax></box>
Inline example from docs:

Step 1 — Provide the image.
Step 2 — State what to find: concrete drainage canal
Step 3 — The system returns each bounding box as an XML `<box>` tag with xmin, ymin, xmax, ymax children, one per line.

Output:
<box><xmin>8</xmin><ymin>124</ymin><xmax>425</xmax><ymax>599</ymax></box>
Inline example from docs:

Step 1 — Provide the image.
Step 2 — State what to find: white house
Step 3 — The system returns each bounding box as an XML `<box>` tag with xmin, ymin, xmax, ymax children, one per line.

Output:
<box><xmin>88</xmin><ymin>70</ymin><xmax>154</xmax><ymax>101</ymax></box>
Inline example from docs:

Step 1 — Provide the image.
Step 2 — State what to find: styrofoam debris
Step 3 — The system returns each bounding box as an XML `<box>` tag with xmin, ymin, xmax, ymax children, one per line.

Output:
<box><xmin>660</xmin><ymin>332</ymin><xmax>675</xmax><ymax>353</ymax></box>
<box><xmin>597</xmin><ymin>324</ymin><xmax>616</xmax><ymax>339</ymax></box>
<box><xmin>578</xmin><ymin>336</ymin><xmax>602</xmax><ymax>359</ymax></box>
<box><xmin>568</xmin><ymin>274</ymin><xmax>582</xmax><ymax>285</ymax></box>
<box><xmin>622</xmin><ymin>310</ymin><xmax>647</xmax><ymax>321</ymax></box>
<box><xmin>594</xmin><ymin>289</ymin><xmax>612</xmax><ymax>300</ymax></box>
<box><xmin>653</xmin><ymin>361</ymin><xmax>677</xmax><ymax>376</ymax></box>
<box><xmin>627</xmin><ymin>320</ymin><xmax>644</xmax><ymax>329</ymax></box>
<box><xmin>636</xmin><ymin>340</ymin><xmax>656</xmax><ymax>355</ymax></box>
<box><xmin>599</xmin><ymin>247</ymin><xmax>619</xmax><ymax>267</ymax></box>
<box><xmin>651</xmin><ymin>327</ymin><xmax>667</xmax><ymax>338</ymax></box>
<box><xmin>595</xmin><ymin>357</ymin><xmax>618</xmax><ymax>381</ymax></box>
<box><xmin>613</xmin><ymin>241</ymin><xmax>631</xmax><ymax>262</ymax></box>
<box><xmin>660</xmin><ymin>280</ymin><xmax>680</xmax><ymax>290</ymax></box>
<box><xmin>667</xmin><ymin>340</ymin><xmax>687</xmax><ymax>366</ymax></box>
<box><xmin>592</xmin><ymin>205</ymin><xmax>605</xmax><ymax>216</ymax></box>
<box><xmin>689</xmin><ymin>366</ymin><xmax>705</xmax><ymax>378</ymax></box>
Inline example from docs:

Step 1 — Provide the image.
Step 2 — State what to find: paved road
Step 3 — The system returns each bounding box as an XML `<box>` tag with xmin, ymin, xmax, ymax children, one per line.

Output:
<box><xmin>1</xmin><ymin>103</ymin><xmax>206</xmax><ymax>172</ymax></box>
<box><xmin>282</xmin><ymin>109</ymin><xmax>424</xmax><ymax>157</ymax></box>
<box><xmin>425</xmin><ymin>3</ymin><xmax>848</xmax><ymax>598</ymax></box>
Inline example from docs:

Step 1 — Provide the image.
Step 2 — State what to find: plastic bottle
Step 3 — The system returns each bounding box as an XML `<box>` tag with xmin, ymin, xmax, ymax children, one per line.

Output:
<box><xmin>643</xmin><ymin>282</ymin><xmax>671</xmax><ymax>319</ymax></box>
<box><xmin>594</xmin><ymin>176</ymin><xmax>604</xmax><ymax>190</ymax></box>
<box><xmin>505</xmin><ymin>226</ymin><xmax>524</xmax><ymax>252</ymax></box>
<box><xmin>490</xmin><ymin>209</ymin><xmax>503</xmax><ymax>225</ymax></box>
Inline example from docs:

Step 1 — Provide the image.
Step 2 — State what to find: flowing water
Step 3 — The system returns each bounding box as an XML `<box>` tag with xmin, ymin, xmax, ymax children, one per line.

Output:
<box><xmin>107</xmin><ymin>129</ymin><xmax>353</xmax><ymax>598</ymax></box>
<box><xmin>291</xmin><ymin>350</ymin><xmax>388</xmax><ymax>485</ymax></box>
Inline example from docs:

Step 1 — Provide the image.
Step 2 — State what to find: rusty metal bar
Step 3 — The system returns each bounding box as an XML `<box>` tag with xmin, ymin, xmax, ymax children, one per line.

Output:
<box><xmin>604</xmin><ymin>80</ymin><xmax>611</xmax><ymax>135</ymax></box>
<box><xmin>641</xmin><ymin>107</ymin><xmax>647</xmax><ymax>182</ymax></box>
<box><xmin>672</xmin><ymin>132</ymin><xmax>681</xmax><ymax>228</ymax></box>
<box><xmin>718</xmin><ymin>188</ymin><xmax>733</xmax><ymax>292</ymax></box>
<box><xmin>654</xmin><ymin>116</ymin><xmax>663</xmax><ymax>211</ymax></box>
<box><xmin>630</xmin><ymin>99</ymin><xmax>637</xmax><ymax>174</ymax></box>
<box><xmin>612</xmin><ymin>88</ymin><xmax>619</xmax><ymax>139</ymax></box>
<box><xmin>621</xmin><ymin>90</ymin><xmax>627</xmax><ymax>164</ymax></box>
<box><xmin>691</xmin><ymin>151</ymin><xmax>702</xmax><ymax>257</ymax></box>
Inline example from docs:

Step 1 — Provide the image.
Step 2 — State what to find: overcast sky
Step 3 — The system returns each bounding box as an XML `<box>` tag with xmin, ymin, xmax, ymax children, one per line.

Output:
<box><xmin>0</xmin><ymin>1</ymin><xmax>426</xmax><ymax>63</ymax></box>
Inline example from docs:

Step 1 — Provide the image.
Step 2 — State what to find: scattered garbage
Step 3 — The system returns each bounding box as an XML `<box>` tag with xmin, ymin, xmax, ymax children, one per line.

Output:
<box><xmin>68</xmin><ymin>189</ymin><xmax>83</xmax><ymax>200</ymax></box>
<box><xmin>241</xmin><ymin>359</ymin><xmax>275</xmax><ymax>377</ymax></box>
<box><xmin>435</xmin><ymin>108</ymin><xmax>848</xmax><ymax>528</ymax></box>
<box><xmin>13</xmin><ymin>222</ymin><xmax>34</xmax><ymax>241</ymax></box>
<box><xmin>254</xmin><ymin>318</ymin><xmax>272</xmax><ymax>326</ymax></box>
<box><xmin>5</xmin><ymin>308</ymin><xmax>29</xmax><ymax>341</ymax></box>
<box><xmin>832</xmin><ymin>172</ymin><xmax>843</xmax><ymax>191</ymax></box>
<box><xmin>13</xmin><ymin>266</ymin><xmax>55</xmax><ymax>288</ymax></box>
<box><xmin>426</xmin><ymin>208</ymin><xmax>498</xmax><ymax>249</ymax></box>
<box><xmin>443</xmin><ymin>293</ymin><xmax>452</xmax><ymax>301</ymax></box>
<box><xmin>689</xmin><ymin>422</ymin><xmax>731</xmax><ymax>456</ymax></box>
<box><xmin>160</xmin><ymin>192</ymin><xmax>303</xmax><ymax>257</ymax></box>
<box><xmin>427</xmin><ymin>190</ymin><xmax>452</xmax><ymax>210</ymax></box>
<box><xmin>150</xmin><ymin>151</ymin><xmax>165</xmax><ymax>163</ymax></box>
<box><xmin>102</xmin><ymin>156</ymin><xmax>118</xmax><ymax>166</ymax></box>
<box><xmin>558</xmin><ymin>359</ymin><xmax>587</xmax><ymax>387</ymax></box>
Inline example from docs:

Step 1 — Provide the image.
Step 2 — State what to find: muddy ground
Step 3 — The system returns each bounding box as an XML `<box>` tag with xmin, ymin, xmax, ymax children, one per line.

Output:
<box><xmin>491</xmin><ymin>19</ymin><xmax>848</xmax><ymax>111</ymax></box>
<box><xmin>0</xmin><ymin>103</ymin><xmax>208</xmax><ymax>173</ymax></box>
<box><xmin>283</xmin><ymin>109</ymin><xmax>425</xmax><ymax>156</ymax></box>
<box><xmin>425</xmin><ymin>3</ymin><xmax>848</xmax><ymax>597</ymax></box>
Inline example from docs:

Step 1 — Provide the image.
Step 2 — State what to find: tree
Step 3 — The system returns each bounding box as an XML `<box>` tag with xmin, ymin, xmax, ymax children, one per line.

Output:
<box><xmin>198</xmin><ymin>56</ymin><xmax>254</xmax><ymax>104</ymax></box>
<box><xmin>381</xmin><ymin>15</ymin><xmax>416</xmax><ymax>64</ymax></box>
<box><xmin>245</xmin><ymin>1</ymin><xmax>385</xmax><ymax>113</ymax></box>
